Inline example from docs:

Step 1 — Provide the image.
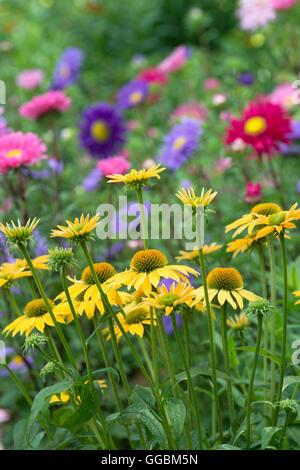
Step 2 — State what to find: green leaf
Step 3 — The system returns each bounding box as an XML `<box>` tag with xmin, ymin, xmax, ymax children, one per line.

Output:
<box><xmin>131</xmin><ymin>385</ymin><xmax>155</xmax><ymax>408</ymax></box>
<box><xmin>214</xmin><ymin>444</ymin><xmax>241</xmax><ymax>450</ymax></box>
<box><xmin>61</xmin><ymin>386</ymin><xmax>97</xmax><ymax>432</ymax></box>
<box><xmin>236</xmin><ymin>347</ymin><xmax>281</xmax><ymax>367</ymax></box>
<box><xmin>166</xmin><ymin>398</ymin><xmax>186</xmax><ymax>439</ymax></box>
<box><xmin>283</xmin><ymin>375</ymin><xmax>300</xmax><ymax>391</ymax></box>
<box><xmin>25</xmin><ymin>379</ymin><xmax>74</xmax><ymax>444</ymax></box>
<box><xmin>261</xmin><ymin>427</ymin><xmax>281</xmax><ymax>450</ymax></box>
<box><xmin>118</xmin><ymin>405</ymin><xmax>167</xmax><ymax>448</ymax></box>
<box><xmin>13</xmin><ymin>419</ymin><xmax>29</xmax><ymax>450</ymax></box>
<box><xmin>174</xmin><ymin>367</ymin><xmax>230</xmax><ymax>384</ymax></box>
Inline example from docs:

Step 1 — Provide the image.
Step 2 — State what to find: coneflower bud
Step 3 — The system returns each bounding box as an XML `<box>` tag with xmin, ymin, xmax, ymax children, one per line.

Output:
<box><xmin>48</xmin><ymin>247</ymin><xmax>75</xmax><ymax>271</ymax></box>
<box><xmin>23</xmin><ymin>332</ymin><xmax>48</xmax><ymax>352</ymax></box>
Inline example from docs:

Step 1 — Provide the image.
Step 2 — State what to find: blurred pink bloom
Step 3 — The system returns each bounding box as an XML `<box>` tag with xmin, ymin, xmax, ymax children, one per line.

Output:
<box><xmin>126</xmin><ymin>119</ymin><xmax>139</xmax><ymax>131</ymax></box>
<box><xmin>212</xmin><ymin>93</ymin><xmax>227</xmax><ymax>106</ymax></box>
<box><xmin>170</xmin><ymin>102</ymin><xmax>207</xmax><ymax>122</ymax></box>
<box><xmin>237</xmin><ymin>0</ymin><xmax>276</xmax><ymax>31</ymax></box>
<box><xmin>220</xmin><ymin>111</ymin><xmax>234</xmax><ymax>122</ymax></box>
<box><xmin>0</xmin><ymin>409</ymin><xmax>10</xmax><ymax>424</ymax></box>
<box><xmin>270</xmin><ymin>83</ymin><xmax>295</xmax><ymax>108</ymax></box>
<box><xmin>19</xmin><ymin>90</ymin><xmax>71</xmax><ymax>120</ymax></box>
<box><xmin>215</xmin><ymin>157</ymin><xmax>233</xmax><ymax>173</ymax></box>
<box><xmin>244</xmin><ymin>182</ymin><xmax>262</xmax><ymax>204</ymax></box>
<box><xmin>231</xmin><ymin>138</ymin><xmax>247</xmax><ymax>152</ymax></box>
<box><xmin>143</xmin><ymin>158</ymin><xmax>156</xmax><ymax>169</ymax></box>
<box><xmin>127</xmin><ymin>240</ymin><xmax>144</xmax><ymax>250</ymax></box>
<box><xmin>157</xmin><ymin>46</ymin><xmax>190</xmax><ymax>74</ymax></box>
<box><xmin>0</xmin><ymin>197</ymin><xmax>13</xmax><ymax>213</ymax></box>
<box><xmin>204</xmin><ymin>78</ymin><xmax>220</xmax><ymax>90</ymax></box>
<box><xmin>97</xmin><ymin>156</ymin><xmax>130</xmax><ymax>176</ymax></box>
<box><xmin>147</xmin><ymin>127</ymin><xmax>158</xmax><ymax>138</ymax></box>
<box><xmin>0</xmin><ymin>131</ymin><xmax>47</xmax><ymax>174</ymax></box>
<box><xmin>16</xmin><ymin>69</ymin><xmax>44</xmax><ymax>90</ymax></box>
<box><xmin>270</xmin><ymin>0</ymin><xmax>298</xmax><ymax>9</ymax></box>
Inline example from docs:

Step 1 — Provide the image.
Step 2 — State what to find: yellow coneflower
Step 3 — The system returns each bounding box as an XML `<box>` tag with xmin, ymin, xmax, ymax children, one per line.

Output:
<box><xmin>226</xmin><ymin>232</ymin><xmax>265</xmax><ymax>258</ymax></box>
<box><xmin>193</xmin><ymin>267</ymin><xmax>259</xmax><ymax>310</ymax></box>
<box><xmin>3</xmin><ymin>298</ymin><xmax>65</xmax><ymax>337</ymax></box>
<box><xmin>176</xmin><ymin>187</ymin><xmax>217</xmax><ymax>208</ymax></box>
<box><xmin>107</xmin><ymin>249</ymin><xmax>198</xmax><ymax>296</ymax></box>
<box><xmin>143</xmin><ymin>282</ymin><xmax>196</xmax><ymax>316</ymax></box>
<box><xmin>104</xmin><ymin>305</ymin><xmax>155</xmax><ymax>341</ymax></box>
<box><xmin>107</xmin><ymin>164</ymin><xmax>165</xmax><ymax>189</ymax></box>
<box><xmin>227</xmin><ymin>312</ymin><xmax>249</xmax><ymax>330</ymax></box>
<box><xmin>252</xmin><ymin>203</ymin><xmax>300</xmax><ymax>239</ymax></box>
<box><xmin>51</xmin><ymin>214</ymin><xmax>100</xmax><ymax>242</ymax></box>
<box><xmin>54</xmin><ymin>262</ymin><xmax>121</xmax><ymax>319</ymax></box>
<box><xmin>0</xmin><ymin>262</ymin><xmax>32</xmax><ymax>289</ymax></box>
<box><xmin>50</xmin><ymin>380</ymin><xmax>107</xmax><ymax>404</ymax></box>
<box><xmin>225</xmin><ymin>202</ymin><xmax>282</xmax><ymax>238</ymax></box>
<box><xmin>292</xmin><ymin>290</ymin><xmax>300</xmax><ymax>305</ymax></box>
<box><xmin>4</xmin><ymin>254</ymin><xmax>50</xmax><ymax>272</ymax></box>
<box><xmin>176</xmin><ymin>243</ymin><xmax>222</xmax><ymax>262</ymax></box>
<box><xmin>0</xmin><ymin>218</ymin><xmax>39</xmax><ymax>244</ymax></box>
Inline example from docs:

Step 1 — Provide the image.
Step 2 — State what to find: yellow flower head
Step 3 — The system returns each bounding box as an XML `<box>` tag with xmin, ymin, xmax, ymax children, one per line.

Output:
<box><xmin>252</xmin><ymin>203</ymin><xmax>300</xmax><ymax>239</ymax></box>
<box><xmin>143</xmin><ymin>282</ymin><xmax>196</xmax><ymax>316</ymax></box>
<box><xmin>104</xmin><ymin>305</ymin><xmax>155</xmax><ymax>341</ymax></box>
<box><xmin>292</xmin><ymin>290</ymin><xmax>300</xmax><ymax>305</ymax></box>
<box><xmin>193</xmin><ymin>267</ymin><xmax>260</xmax><ymax>310</ymax></box>
<box><xmin>3</xmin><ymin>298</ymin><xmax>65</xmax><ymax>337</ymax></box>
<box><xmin>0</xmin><ymin>218</ymin><xmax>39</xmax><ymax>245</ymax></box>
<box><xmin>227</xmin><ymin>312</ymin><xmax>249</xmax><ymax>330</ymax></box>
<box><xmin>176</xmin><ymin>187</ymin><xmax>217</xmax><ymax>208</ymax></box>
<box><xmin>107</xmin><ymin>164</ymin><xmax>165</xmax><ymax>190</ymax></box>
<box><xmin>0</xmin><ymin>262</ymin><xmax>32</xmax><ymax>289</ymax></box>
<box><xmin>225</xmin><ymin>202</ymin><xmax>282</xmax><ymax>238</ymax></box>
<box><xmin>176</xmin><ymin>242</ymin><xmax>222</xmax><ymax>262</ymax></box>
<box><xmin>51</xmin><ymin>214</ymin><xmax>100</xmax><ymax>243</ymax></box>
<box><xmin>107</xmin><ymin>249</ymin><xmax>199</xmax><ymax>296</ymax></box>
<box><xmin>54</xmin><ymin>262</ymin><xmax>121</xmax><ymax>320</ymax></box>
<box><xmin>226</xmin><ymin>231</ymin><xmax>265</xmax><ymax>258</ymax></box>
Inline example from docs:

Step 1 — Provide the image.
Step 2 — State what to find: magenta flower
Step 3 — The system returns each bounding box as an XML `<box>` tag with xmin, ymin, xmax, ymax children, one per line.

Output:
<box><xmin>19</xmin><ymin>91</ymin><xmax>71</xmax><ymax>120</ymax></box>
<box><xmin>244</xmin><ymin>182</ymin><xmax>263</xmax><ymax>204</ymax></box>
<box><xmin>270</xmin><ymin>0</ymin><xmax>298</xmax><ymax>9</ymax></box>
<box><xmin>0</xmin><ymin>131</ymin><xmax>47</xmax><ymax>174</ymax></box>
<box><xmin>97</xmin><ymin>155</ymin><xmax>130</xmax><ymax>176</ymax></box>
<box><xmin>157</xmin><ymin>46</ymin><xmax>191</xmax><ymax>74</ymax></box>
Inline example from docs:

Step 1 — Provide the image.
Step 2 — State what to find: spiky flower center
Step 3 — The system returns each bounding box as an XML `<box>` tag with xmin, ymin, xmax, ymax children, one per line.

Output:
<box><xmin>251</xmin><ymin>202</ymin><xmax>281</xmax><ymax>216</ymax></box>
<box><xmin>81</xmin><ymin>263</ymin><xmax>116</xmax><ymax>285</ymax></box>
<box><xmin>125</xmin><ymin>307</ymin><xmax>149</xmax><ymax>324</ymax></box>
<box><xmin>159</xmin><ymin>293</ymin><xmax>180</xmax><ymax>306</ymax></box>
<box><xmin>91</xmin><ymin>120</ymin><xmax>110</xmax><ymax>142</ymax></box>
<box><xmin>24</xmin><ymin>298</ymin><xmax>54</xmax><ymax>318</ymax></box>
<box><xmin>244</xmin><ymin>116</ymin><xmax>266</xmax><ymax>135</ymax></box>
<box><xmin>130</xmin><ymin>250</ymin><xmax>168</xmax><ymax>273</ymax></box>
<box><xmin>207</xmin><ymin>267</ymin><xmax>243</xmax><ymax>291</ymax></box>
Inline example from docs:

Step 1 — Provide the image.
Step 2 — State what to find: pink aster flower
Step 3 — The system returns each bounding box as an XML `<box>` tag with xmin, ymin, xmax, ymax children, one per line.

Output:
<box><xmin>270</xmin><ymin>0</ymin><xmax>298</xmax><ymax>9</ymax></box>
<box><xmin>170</xmin><ymin>102</ymin><xmax>207</xmax><ymax>123</ymax></box>
<box><xmin>138</xmin><ymin>67</ymin><xmax>168</xmax><ymax>85</ymax></box>
<box><xmin>244</xmin><ymin>182</ymin><xmax>263</xmax><ymax>204</ymax></box>
<box><xmin>215</xmin><ymin>157</ymin><xmax>233</xmax><ymax>173</ymax></box>
<box><xmin>269</xmin><ymin>83</ymin><xmax>295</xmax><ymax>108</ymax></box>
<box><xmin>19</xmin><ymin>90</ymin><xmax>71</xmax><ymax>120</ymax></box>
<box><xmin>0</xmin><ymin>131</ymin><xmax>47</xmax><ymax>174</ymax></box>
<box><xmin>237</xmin><ymin>0</ymin><xmax>276</xmax><ymax>31</ymax></box>
<box><xmin>157</xmin><ymin>46</ymin><xmax>190</xmax><ymax>74</ymax></box>
<box><xmin>16</xmin><ymin>69</ymin><xmax>44</xmax><ymax>90</ymax></box>
<box><xmin>97</xmin><ymin>156</ymin><xmax>130</xmax><ymax>177</ymax></box>
<box><xmin>204</xmin><ymin>78</ymin><xmax>220</xmax><ymax>90</ymax></box>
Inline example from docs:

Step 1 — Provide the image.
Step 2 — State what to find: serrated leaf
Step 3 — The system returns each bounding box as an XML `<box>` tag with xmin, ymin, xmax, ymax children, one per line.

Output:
<box><xmin>131</xmin><ymin>385</ymin><xmax>155</xmax><ymax>408</ymax></box>
<box><xmin>61</xmin><ymin>386</ymin><xmax>99</xmax><ymax>432</ymax></box>
<box><xmin>283</xmin><ymin>375</ymin><xmax>300</xmax><ymax>391</ymax></box>
<box><xmin>261</xmin><ymin>427</ymin><xmax>281</xmax><ymax>450</ymax></box>
<box><xmin>236</xmin><ymin>347</ymin><xmax>281</xmax><ymax>367</ymax></box>
<box><xmin>166</xmin><ymin>398</ymin><xmax>186</xmax><ymax>439</ymax></box>
<box><xmin>118</xmin><ymin>405</ymin><xmax>167</xmax><ymax>448</ymax></box>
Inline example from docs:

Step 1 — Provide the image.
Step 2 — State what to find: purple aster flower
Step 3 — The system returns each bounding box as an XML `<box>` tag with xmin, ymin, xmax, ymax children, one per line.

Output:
<box><xmin>97</xmin><ymin>242</ymin><xmax>125</xmax><ymax>261</ymax></box>
<box><xmin>158</xmin><ymin>118</ymin><xmax>203</xmax><ymax>170</ymax></box>
<box><xmin>82</xmin><ymin>167</ymin><xmax>103</xmax><ymax>191</ymax></box>
<box><xmin>0</xmin><ymin>232</ymin><xmax>14</xmax><ymax>263</ymax></box>
<box><xmin>79</xmin><ymin>102</ymin><xmax>127</xmax><ymax>159</ymax></box>
<box><xmin>117</xmin><ymin>80</ymin><xmax>148</xmax><ymax>111</ymax></box>
<box><xmin>48</xmin><ymin>158</ymin><xmax>64</xmax><ymax>174</ymax></box>
<box><xmin>238</xmin><ymin>73</ymin><xmax>254</xmax><ymax>86</ymax></box>
<box><xmin>163</xmin><ymin>314</ymin><xmax>182</xmax><ymax>336</ymax></box>
<box><xmin>0</xmin><ymin>348</ymin><xmax>33</xmax><ymax>377</ymax></box>
<box><xmin>51</xmin><ymin>47</ymin><xmax>84</xmax><ymax>90</ymax></box>
<box><xmin>112</xmin><ymin>201</ymin><xmax>151</xmax><ymax>237</ymax></box>
<box><xmin>280</xmin><ymin>120</ymin><xmax>300</xmax><ymax>155</ymax></box>
<box><xmin>33</xmin><ymin>230</ymin><xmax>48</xmax><ymax>257</ymax></box>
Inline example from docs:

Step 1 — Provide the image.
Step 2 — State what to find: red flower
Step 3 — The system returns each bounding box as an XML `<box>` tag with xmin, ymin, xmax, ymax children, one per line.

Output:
<box><xmin>244</xmin><ymin>182</ymin><xmax>262</xmax><ymax>204</ymax></box>
<box><xmin>225</xmin><ymin>99</ymin><xmax>291</xmax><ymax>158</ymax></box>
<box><xmin>139</xmin><ymin>67</ymin><xmax>168</xmax><ymax>85</ymax></box>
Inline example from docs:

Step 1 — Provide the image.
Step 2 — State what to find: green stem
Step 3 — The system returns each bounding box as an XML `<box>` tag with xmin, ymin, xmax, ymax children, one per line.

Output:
<box><xmin>136</xmin><ymin>186</ymin><xmax>148</xmax><ymax>250</ymax></box>
<box><xmin>220</xmin><ymin>303</ymin><xmax>235</xmax><ymax>428</ymax></box>
<box><xmin>198</xmin><ymin>248</ymin><xmax>224</xmax><ymax>442</ymax></box>
<box><xmin>3</xmin><ymin>363</ymin><xmax>32</xmax><ymax>406</ymax></box>
<box><xmin>6</xmin><ymin>290</ymin><xmax>22</xmax><ymax>316</ymax></box>
<box><xmin>279</xmin><ymin>410</ymin><xmax>290</xmax><ymax>450</ymax></box>
<box><xmin>274</xmin><ymin>232</ymin><xmax>288</xmax><ymax>426</ymax></box>
<box><xmin>138</xmin><ymin>336</ymin><xmax>155</xmax><ymax>380</ymax></box>
<box><xmin>258</xmin><ymin>247</ymin><xmax>268</xmax><ymax>422</ymax></box>
<box><xmin>17</xmin><ymin>243</ymin><xmax>79</xmax><ymax>376</ymax></box>
<box><xmin>59</xmin><ymin>265</ymin><xmax>110</xmax><ymax>447</ymax></box>
<box><xmin>182</xmin><ymin>313</ymin><xmax>191</xmax><ymax>368</ymax></box>
<box><xmin>170</xmin><ymin>314</ymin><xmax>203</xmax><ymax>450</ymax></box>
<box><xmin>80</xmin><ymin>241</ymin><xmax>177</xmax><ymax>449</ymax></box>
<box><xmin>246</xmin><ymin>314</ymin><xmax>263</xmax><ymax>449</ymax></box>
<box><xmin>150</xmin><ymin>307</ymin><xmax>159</xmax><ymax>389</ymax></box>
<box><xmin>267</xmin><ymin>235</ymin><xmax>277</xmax><ymax>407</ymax></box>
